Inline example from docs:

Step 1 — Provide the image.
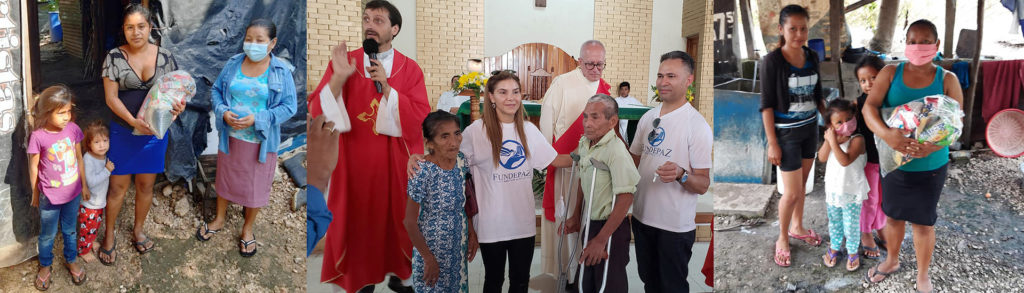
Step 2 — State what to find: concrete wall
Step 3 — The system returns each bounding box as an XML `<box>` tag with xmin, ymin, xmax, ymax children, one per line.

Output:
<box><xmin>306</xmin><ymin>0</ymin><xmax>416</xmax><ymax>92</ymax></box>
<box><xmin>594</xmin><ymin>0</ymin><xmax>653</xmax><ymax>106</ymax></box>
<box><xmin>648</xmin><ymin>0</ymin><xmax>686</xmax><ymax>104</ymax></box>
<box><xmin>483</xmin><ymin>0</ymin><xmax>594</xmax><ymax>58</ymax></box>
<box><xmin>416</xmin><ymin>0</ymin><xmax>484</xmax><ymax>108</ymax></box>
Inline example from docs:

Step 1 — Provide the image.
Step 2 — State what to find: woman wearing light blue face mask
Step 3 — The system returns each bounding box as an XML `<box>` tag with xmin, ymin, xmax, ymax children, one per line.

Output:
<box><xmin>196</xmin><ymin>18</ymin><xmax>297</xmax><ymax>258</ymax></box>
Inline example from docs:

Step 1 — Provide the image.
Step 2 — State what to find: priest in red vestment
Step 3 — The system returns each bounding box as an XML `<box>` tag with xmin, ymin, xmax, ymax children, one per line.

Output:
<box><xmin>307</xmin><ymin>1</ymin><xmax>429</xmax><ymax>292</ymax></box>
<box><xmin>536</xmin><ymin>40</ymin><xmax>612</xmax><ymax>289</ymax></box>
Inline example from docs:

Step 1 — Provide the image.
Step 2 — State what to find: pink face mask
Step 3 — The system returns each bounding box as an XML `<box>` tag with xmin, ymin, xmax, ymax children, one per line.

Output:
<box><xmin>905</xmin><ymin>44</ymin><xmax>937</xmax><ymax>66</ymax></box>
<box><xmin>835</xmin><ymin>118</ymin><xmax>857</xmax><ymax>137</ymax></box>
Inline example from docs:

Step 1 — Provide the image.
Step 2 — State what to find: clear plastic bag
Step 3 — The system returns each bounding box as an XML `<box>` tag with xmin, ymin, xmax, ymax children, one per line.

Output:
<box><xmin>133</xmin><ymin>70</ymin><xmax>197</xmax><ymax>139</ymax></box>
<box><xmin>875</xmin><ymin>95</ymin><xmax>964</xmax><ymax>175</ymax></box>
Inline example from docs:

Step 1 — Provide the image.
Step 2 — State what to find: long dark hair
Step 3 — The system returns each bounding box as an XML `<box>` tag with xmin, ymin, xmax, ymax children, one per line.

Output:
<box><xmin>481</xmin><ymin>71</ymin><xmax>531</xmax><ymax>167</ymax></box>
<box><xmin>778</xmin><ymin>4</ymin><xmax>810</xmax><ymax>47</ymax></box>
<box><xmin>120</xmin><ymin>3</ymin><xmax>153</xmax><ymax>45</ymax></box>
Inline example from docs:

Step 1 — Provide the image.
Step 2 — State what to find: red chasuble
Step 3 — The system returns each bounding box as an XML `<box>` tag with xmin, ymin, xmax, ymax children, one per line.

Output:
<box><xmin>541</xmin><ymin>79</ymin><xmax>612</xmax><ymax>222</ymax></box>
<box><xmin>309</xmin><ymin>48</ymin><xmax>429</xmax><ymax>292</ymax></box>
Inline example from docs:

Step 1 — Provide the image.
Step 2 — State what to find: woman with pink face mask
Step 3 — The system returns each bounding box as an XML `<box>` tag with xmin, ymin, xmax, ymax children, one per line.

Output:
<box><xmin>816</xmin><ymin>99</ymin><xmax>868</xmax><ymax>272</ymax></box>
<box><xmin>861</xmin><ymin>20</ymin><xmax>964</xmax><ymax>293</ymax></box>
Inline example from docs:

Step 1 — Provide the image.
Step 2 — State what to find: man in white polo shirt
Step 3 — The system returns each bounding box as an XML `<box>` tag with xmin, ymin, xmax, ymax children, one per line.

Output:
<box><xmin>629</xmin><ymin>50</ymin><xmax>712</xmax><ymax>292</ymax></box>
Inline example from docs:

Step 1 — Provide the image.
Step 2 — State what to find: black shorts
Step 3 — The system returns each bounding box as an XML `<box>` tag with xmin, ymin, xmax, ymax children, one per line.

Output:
<box><xmin>776</xmin><ymin>123</ymin><xmax>818</xmax><ymax>172</ymax></box>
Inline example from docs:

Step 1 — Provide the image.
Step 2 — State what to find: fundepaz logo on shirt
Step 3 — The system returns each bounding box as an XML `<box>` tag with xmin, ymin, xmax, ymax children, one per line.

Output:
<box><xmin>644</xmin><ymin>127</ymin><xmax>673</xmax><ymax>158</ymax></box>
<box><xmin>494</xmin><ymin>139</ymin><xmax>531</xmax><ymax>182</ymax></box>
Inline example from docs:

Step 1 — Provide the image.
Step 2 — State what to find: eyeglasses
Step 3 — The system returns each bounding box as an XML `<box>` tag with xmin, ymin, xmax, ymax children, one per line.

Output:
<box><xmin>647</xmin><ymin>118</ymin><xmax>661</xmax><ymax>142</ymax></box>
<box><xmin>582</xmin><ymin>62</ymin><xmax>606</xmax><ymax>70</ymax></box>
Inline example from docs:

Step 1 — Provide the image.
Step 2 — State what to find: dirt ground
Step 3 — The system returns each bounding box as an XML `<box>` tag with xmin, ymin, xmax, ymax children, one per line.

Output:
<box><xmin>0</xmin><ymin>31</ymin><xmax>307</xmax><ymax>291</ymax></box>
<box><xmin>0</xmin><ymin>150</ymin><xmax>307</xmax><ymax>292</ymax></box>
<box><xmin>714</xmin><ymin>151</ymin><xmax>1024</xmax><ymax>292</ymax></box>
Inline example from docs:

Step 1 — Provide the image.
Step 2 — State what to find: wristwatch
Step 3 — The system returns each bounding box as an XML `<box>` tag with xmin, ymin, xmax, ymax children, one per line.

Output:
<box><xmin>676</xmin><ymin>169</ymin><xmax>688</xmax><ymax>184</ymax></box>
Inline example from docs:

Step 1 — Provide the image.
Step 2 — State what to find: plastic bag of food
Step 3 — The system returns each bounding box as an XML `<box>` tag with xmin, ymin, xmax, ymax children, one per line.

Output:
<box><xmin>875</xmin><ymin>95</ymin><xmax>963</xmax><ymax>175</ymax></box>
<box><xmin>133</xmin><ymin>70</ymin><xmax>197</xmax><ymax>139</ymax></box>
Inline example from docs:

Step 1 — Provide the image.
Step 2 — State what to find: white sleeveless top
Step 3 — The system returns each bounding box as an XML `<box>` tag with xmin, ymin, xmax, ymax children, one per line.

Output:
<box><xmin>824</xmin><ymin>134</ymin><xmax>870</xmax><ymax>207</ymax></box>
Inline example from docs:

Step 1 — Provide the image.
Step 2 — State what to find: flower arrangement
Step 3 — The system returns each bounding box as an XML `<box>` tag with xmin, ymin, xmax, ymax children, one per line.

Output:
<box><xmin>453</xmin><ymin>71</ymin><xmax>489</xmax><ymax>96</ymax></box>
<box><xmin>454</xmin><ymin>71</ymin><xmax>491</xmax><ymax>121</ymax></box>
<box><xmin>650</xmin><ymin>84</ymin><xmax>696</xmax><ymax>103</ymax></box>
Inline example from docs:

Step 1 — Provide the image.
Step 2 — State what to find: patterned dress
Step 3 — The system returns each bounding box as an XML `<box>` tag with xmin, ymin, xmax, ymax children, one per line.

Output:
<box><xmin>407</xmin><ymin>153</ymin><xmax>469</xmax><ymax>293</ymax></box>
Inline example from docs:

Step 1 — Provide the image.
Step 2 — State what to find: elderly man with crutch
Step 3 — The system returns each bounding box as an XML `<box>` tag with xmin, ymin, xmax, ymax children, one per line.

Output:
<box><xmin>560</xmin><ymin>94</ymin><xmax>640</xmax><ymax>293</ymax></box>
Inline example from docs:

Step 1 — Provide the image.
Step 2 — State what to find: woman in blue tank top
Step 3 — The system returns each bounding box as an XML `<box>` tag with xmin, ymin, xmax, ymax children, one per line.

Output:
<box><xmin>861</xmin><ymin>20</ymin><xmax>963</xmax><ymax>293</ymax></box>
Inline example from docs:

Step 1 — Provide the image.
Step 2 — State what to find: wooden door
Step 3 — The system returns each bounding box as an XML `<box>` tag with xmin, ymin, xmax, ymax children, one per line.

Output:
<box><xmin>482</xmin><ymin>43</ymin><xmax>578</xmax><ymax>101</ymax></box>
<box><xmin>686</xmin><ymin>34</ymin><xmax>700</xmax><ymax>109</ymax></box>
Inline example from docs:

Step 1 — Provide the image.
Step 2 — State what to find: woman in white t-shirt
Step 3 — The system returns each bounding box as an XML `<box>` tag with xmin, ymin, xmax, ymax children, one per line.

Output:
<box><xmin>410</xmin><ymin>71</ymin><xmax>571</xmax><ymax>293</ymax></box>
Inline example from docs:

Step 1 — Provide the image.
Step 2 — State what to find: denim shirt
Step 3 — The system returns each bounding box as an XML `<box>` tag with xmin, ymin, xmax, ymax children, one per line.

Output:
<box><xmin>212</xmin><ymin>53</ymin><xmax>297</xmax><ymax>163</ymax></box>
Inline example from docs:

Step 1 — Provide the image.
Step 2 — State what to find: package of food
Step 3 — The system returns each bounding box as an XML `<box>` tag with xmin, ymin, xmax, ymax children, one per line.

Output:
<box><xmin>876</xmin><ymin>95</ymin><xmax>964</xmax><ymax>175</ymax></box>
<box><xmin>133</xmin><ymin>70</ymin><xmax>197</xmax><ymax>139</ymax></box>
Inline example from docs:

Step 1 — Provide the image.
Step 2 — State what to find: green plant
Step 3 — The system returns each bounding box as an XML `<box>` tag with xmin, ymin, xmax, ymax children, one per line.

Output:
<box><xmin>46</xmin><ymin>0</ymin><xmax>58</xmax><ymax>13</ymax></box>
<box><xmin>650</xmin><ymin>84</ymin><xmax>695</xmax><ymax>103</ymax></box>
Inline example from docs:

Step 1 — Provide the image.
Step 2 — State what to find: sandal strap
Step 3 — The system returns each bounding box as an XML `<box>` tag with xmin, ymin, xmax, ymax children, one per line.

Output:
<box><xmin>202</xmin><ymin>222</ymin><xmax>220</xmax><ymax>234</ymax></box>
<box><xmin>825</xmin><ymin>248</ymin><xmax>840</xmax><ymax>257</ymax></box>
<box><xmin>240</xmin><ymin>237</ymin><xmax>257</xmax><ymax>246</ymax></box>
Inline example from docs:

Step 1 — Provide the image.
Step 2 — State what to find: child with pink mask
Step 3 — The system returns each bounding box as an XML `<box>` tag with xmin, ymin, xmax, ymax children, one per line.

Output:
<box><xmin>817</xmin><ymin>99</ymin><xmax>868</xmax><ymax>272</ymax></box>
<box><xmin>852</xmin><ymin>55</ymin><xmax>887</xmax><ymax>260</ymax></box>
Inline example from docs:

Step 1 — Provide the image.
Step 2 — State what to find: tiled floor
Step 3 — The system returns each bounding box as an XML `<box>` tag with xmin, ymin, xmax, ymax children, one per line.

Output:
<box><xmin>307</xmin><ymin>243</ymin><xmax>712</xmax><ymax>292</ymax></box>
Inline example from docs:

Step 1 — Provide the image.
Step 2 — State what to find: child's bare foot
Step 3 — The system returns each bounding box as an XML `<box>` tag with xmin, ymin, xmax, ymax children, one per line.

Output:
<box><xmin>81</xmin><ymin>251</ymin><xmax>98</xmax><ymax>263</ymax></box>
<box><xmin>915</xmin><ymin>275</ymin><xmax>933</xmax><ymax>293</ymax></box>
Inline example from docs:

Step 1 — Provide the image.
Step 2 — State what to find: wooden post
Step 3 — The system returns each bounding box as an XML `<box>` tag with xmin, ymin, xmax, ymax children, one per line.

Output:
<box><xmin>962</xmin><ymin>0</ymin><xmax>983</xmax><ymax>147</ymax></box>
<box><xmin>944</xmin><ymin>0</ymin><xmax>956</xmax><ymax>57</ymax></box>
<box><xmin>845</xmin><ymin>0</ymin><xmax>878</xmax><ymax>13</ymax></box>
<box><xmin>830</xmin><ymin>0</ymin><xmax>845</xmax><ymax>97</ymax></box>
<box><xmin>462</xmin><ymin>89</ymin><xmax>481</xmax><ymax>121</ymax></box>
<box><xmin>739</xmin><ymin>0</ymin><xmax>756</xmax><ymax>59</ymax></box>
<box><xmin>869</xmin><ymin>0</ymin><xmax>901</xmax><ymax>52</ymax></box>
<box><xmin>26</xmin><ymin>0</ymin><xmax>40</xmax><ymax>93</ymax></box>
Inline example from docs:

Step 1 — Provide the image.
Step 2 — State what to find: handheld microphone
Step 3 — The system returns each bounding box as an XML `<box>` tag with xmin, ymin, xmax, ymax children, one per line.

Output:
<box><xmin>363</xmin><ymin>39</ymin><xmax>382</xmax><ymax>93</ymax></box>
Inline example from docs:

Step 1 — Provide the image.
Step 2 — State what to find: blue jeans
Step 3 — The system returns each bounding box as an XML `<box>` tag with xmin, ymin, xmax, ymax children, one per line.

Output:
<box><xmin>38</xmin><ymin>194</ymin><xmax>80</xmax><ymax>267</ymax></box>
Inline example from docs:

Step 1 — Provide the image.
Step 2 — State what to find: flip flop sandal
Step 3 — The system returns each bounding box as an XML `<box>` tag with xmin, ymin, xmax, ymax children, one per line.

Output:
<box><xmin>788</xmin><ymin>229</ymin><xmax>823</xmax><ymax>246</ymax></box>
<box><xmin>864</xmin><ymin>264</ymin><xmax>900</xmax><ymax>284</ymax></box>
<box><xmin>774</xmin><ymin>244</ymin><xmax>791</xmax><ymax>267</ymax></box>
<box><xmin>860</xmin><ymin>244</ymin><xmax>882</xmax><ymax>259</ymax></box>
<box><xmin>67</xmin><ymin>265</ymin><xmax>87</xmax><ymax>286</ymax></box>
<box><xmin>134</xmin><ymin>235</ymin><xmax>155</xmax><ymax>255</ymax></box>
<box><xmin>822</xmin><ymin>248</ymin><xmax>840</xmax><ymax>268</ymax></box>
<box><xmin>239</xmin><ymin>235</ymin><xmax>258</xmax><ymax>257</ymax></box>
<box><xmin>195</xmin><ymin>222</ymin><xmax>221</xmax><ymax>242</ymax></box>
<box><xmin>915</xmin><ymin>283</ymin><xmax>934</xmax><ymax>293</ymax></box>
<box><xmin>846</xmin><ymin>254</ymin><xmax>860</xmax><ymax>272</ymax></box>
<box><xmin>34</xmin><ymin>267</ymin><xmax>51</xmax><ymax>291</ymax></box>
<box><xmin>874</xmin><ymin>235</ymin><xmax>887</xmax><ymax>250</ymax></box>
<box><xmin>97</xmin><ymin>241</ymin><xmax>116</xmax><ymax>266</ymax></box>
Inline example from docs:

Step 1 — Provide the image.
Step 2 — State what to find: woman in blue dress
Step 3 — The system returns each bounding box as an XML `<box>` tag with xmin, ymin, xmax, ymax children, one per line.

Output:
<box><xmin>98</xmin><ymin>3</ymin><xmax>184</xmax><ymax>264</ymax></box>
<box><xmin>404</xmin><ymin>111</ymin><xmax>478</xmax><ymax>292</ymax></box>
